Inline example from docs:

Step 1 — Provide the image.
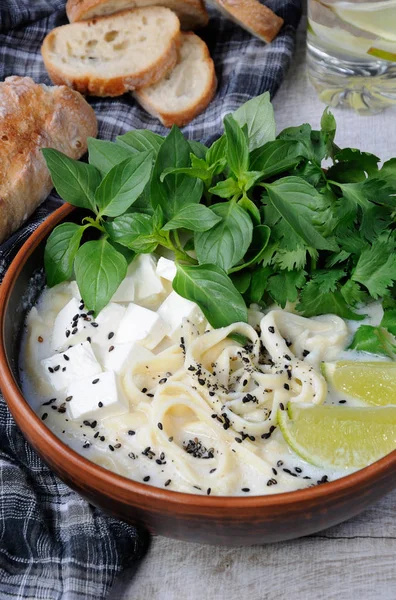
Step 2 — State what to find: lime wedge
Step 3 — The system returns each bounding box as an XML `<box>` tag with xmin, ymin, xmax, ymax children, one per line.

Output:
<box><xmin>334</xmin><ymin>4</ymin><xmax>396</xmax><ymax>42</ymax></box>
<box><xmin>278</xmin><ymin>403</ymin><xmax>396</xmax><ymax>468</ymax></box>
<box><xmin>322</xmin><ymin>361</ymin><xmax>396</xmax><ymax>406</ymax></box>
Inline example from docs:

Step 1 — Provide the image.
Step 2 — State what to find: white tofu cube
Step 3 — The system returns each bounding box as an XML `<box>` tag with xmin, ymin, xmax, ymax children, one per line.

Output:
<box><xmin>51</xmin><ymin>298</ymin><xmax>93</xmax><ymax>352</ymax></box>
<box><xmin>102</xmin><ymin>342</ymin><xmax>153</xmax><ymax>374</ymax></box>
<box><xmin>156</xmin><ymin>257</ymin><xmax>177</xmax><ymax>282</ymax></box>
<box><xmin>112</xmin><ymin>254</ymin><xmax>165</xmax><ymax>307</ymax></box>
<box><xmin>89</xmin><ymin>303</ymin><xmax>126</xmax><ymax>347</ymax></box>
<box><xmin>157</xmin><ymin>291</ymin><xmax>203</xmax><ymax>337</ymax></box>
<box><xmin>41</xmin><ymin>342</ymin><xmax>102</xmax><ymax>392</ymax></box>
<box><xmin>66</xmin><ymin>371</ymin><xmax>128</xmax><ymax>421</ymax></box>
<box><xmin>115</xmin><ymin>303</ymin><xmax>169</xmax><ymax>349</ymax></box>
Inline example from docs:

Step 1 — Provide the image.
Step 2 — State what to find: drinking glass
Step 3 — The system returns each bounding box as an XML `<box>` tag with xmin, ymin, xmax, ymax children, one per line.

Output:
<box><xmin>307</xmin><ymin>0</ymin><xmax>396</xmax><ymax>113</ymax></box>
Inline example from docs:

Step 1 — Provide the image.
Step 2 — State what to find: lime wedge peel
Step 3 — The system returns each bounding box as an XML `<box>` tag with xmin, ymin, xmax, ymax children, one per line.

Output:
<box><xmin>322</xmin><ymin>361</ymin><xmax>396</xmax><ymax>407</ymax></box>
<box><xmin>278</xmin><ymin>403</ymin><xmax>396</xmax><ymax>470</ymax></box>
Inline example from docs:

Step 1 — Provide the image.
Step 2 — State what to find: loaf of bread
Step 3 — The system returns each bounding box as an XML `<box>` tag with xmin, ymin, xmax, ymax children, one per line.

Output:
<box><xmin>41</xmin><ymin>8</ymin><xmax>181</xmax><ymax>96</ymax></box>
<box><xmin>66</xmin><ymin>0</ymin><xmax>209</xmax><ymax>30</ymax></box>
<box><xmin>0</xmin><ymin>76</ymin><xmax>97</xmax><ymax>244</ymax></box>
<box><xmin>208</xmin><ymin>0</ymin><xmax>284</xmax><ymax>43</ymax></box>
<box><xmin>133</xmin><ymin>32</ymin><xmax>217</xmax><ymax>127</ymax></box>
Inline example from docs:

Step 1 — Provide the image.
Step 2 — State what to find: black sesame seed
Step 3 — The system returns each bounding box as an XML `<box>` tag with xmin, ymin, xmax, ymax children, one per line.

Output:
<box><xmin>279</xmin><ymin>402</ymin><xmax>285</xmax><ymax>411</ymax></box>
<box><xmin>168</xmin><ymin>437</ymin><xmax>173</xmax><ymax>442</ymax></box>
<box><xmin>302</xmin><ymin>349</ymin><xmax>310</xmax><ymax>357</ymax></box>
<box><xmin>87</xmin><ymin>337</ymin><xmax>92</xmax><ymax>343</ymax></box>
<box><xmin>284</xmin><ymin>354</ymin><xmax>291</xmax><ymax>361</ymax></box>
<box><xmin>207</xmin><ymin>488</ymin><xmax>211</xmax><ymax>495</ymax></box>
<box><xmin>277</xmin><ymin>460</ymin><xmax>284</xmax><ymax>467</ymax></box>
<box><xmin>295</xmin><ymin>467</ymin><xmax>302</xmax><ymax>473</ymax></box>
<box><xmin>209</xmin><ymin>391</ymin><xmax>215</xmax><ymax>397</ymax></box>
<box><xmin>109</xmin><ymin>444</ymin><xmax>114</xmax><ymax>451</ymax></box>
<box><xmin>94</xmin><ymin>431</ymin><xmax>99</xmax><ymax>439</ymax></box>
<box><xmin>114</xmin><ymin>443</ymin><xmax>121</xmax><ymax>449</ymax></box>
<box><xmin>83</xmin><ymin>441</ymin><xmax>90</xmax><ymax>449</ymax></box>
<box><xmin>235</xmin><ymin>437</ymin><xmax>242</xmax><ymax>444</ymax></box>
<box><xmin>143</xmin><ymin>476</ymin><xmax>150</xmax><ymax>482</ymax></box>
<box><xmin>91</xmin><ymin>322</ymin><xmax>99</xmax><ymax>328</ymax></box>
<box><xmin>48</xmin><ymin>367</ymin><xmax>54</xmax><ymax>373</ymax></box>
<box><xmin>72</xmin><ymin>327</ymin><xmax>78</xmax><ymax>335</ymax></box>
<box><xmin>272</xmin><ymin>468</ymin><xmax>278</xmax><ymax>476</ymax></box>
<box><xmin>198</xmin><ymin>378</ymin><xmax>206</xmax><ymax>386</ymax></box>
<box><xmin>241</xmin><ymin>488</ymin><xmax>250</xmax><ymax>493</ymax></box>
<box><xmin>100</xmin><ymin>436</ymin><xmax>105</xmax><ymax>442</ymax></box>
<box><xmin>164</xmin><ymin>479</ymin><xmax>171</xmax><ymax>487</ymax></box>
<box><xmin>108</xmin><ymin>332</ymin><xmax>114</xmax><ymax>340</ymax></box>
<box><xmin>41</xmin><ymin>413</ymin><xmax>48</xmax><ymax>421</ymax></box>
<box><xmin>58</xmin><ymin>406</ymin><xmax>66</xmax><ymax>414</ymax></box>
<box><xmin>108</xmin><ymin>346</ymin><xmax>114</xmax><ymax>352</ymax></box>
<box><xmin>268</xmin><ymin>326</ymin><xmax>275</xmax><ymax>333</ymax></box>
<box><xmin>65</xmin><ymin>395</ymin><xmax>73</xmax><ymax>402</ymax></box>
<box><xmin>210</xmin><ymin>468</ymin><xmax>217</xmax><ymax>474</ymax></box>
<box><xmin>98</xmin><ymin>401</ymin><xmax>103</xmax><ymax>408</ymax></box>
<box><xmin>42</xmin><ymin>398</ymin><xmax>57</xmax><ymax>406</ymax></box>
<box><xmin>157</xmin><ymin>422</ymin><xmax>163</xmax><ymax>430</ymax></box>
<box><xmin>66</xmin><ymin>330</ymin><xmax>70</xmax><ymax>338</ymax></box>
<box><xmin>83</xmin><ymin>420</ymin><xmax>91</xmax><ymax>426</ymax></box>
<box><xmin>63</xmin><ymin>354</ymin><xmax>70</xmax><ymax>361</ymax></box>
<box><xmin>188</xmin><ymin>365</ymin><xmax>196</xmax><ymax>371</ymax></box>
<box><xmin>128</xmin><ymin>430</ymin><xmax>135</xmax><ymax>436</ymax></box>
<box><xmin>339</xmin><ymin>400</ymin><xmax>347</xmax><ymax>404</ymax></box>
<box><xmin>284</xmin><ymin>383</ymin><xmax>290</xmax><ymax>390</ymax></box>
<box><xmin>87</xmin><ymin>310</ymin><xmax>94</xmax><ymax>316</ymax></box>
<box><xmin>91</xmin><ymin>420</ymin><xmax>97</xmax><ymax>428</ymax></box>
<box><xmin>54</xmin><ymin>365</ymin><xmax>60</xmax><ymax>372</ymax></box>
<box><xmin>62</xmin><ymin>367</ymin><xmax>66</xmax><ymax>372</ymax></box>
<box><xmin>159</xmin><ymin>378</ymin><xmax>167</xmax><ymax>385</ymax></box>
<box><xmin>92</xmin><ymin>378</ymin><xmax>99</xmax><ymax>384</ymax></box>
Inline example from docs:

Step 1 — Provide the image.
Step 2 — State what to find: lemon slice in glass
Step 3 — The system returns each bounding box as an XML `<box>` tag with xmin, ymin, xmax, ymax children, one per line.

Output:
<box><xmin>334</xmin><ymin>2</ymin><xmax>396</xmax><ymax>42</ymax></box>
<box><xmin>278</xmin><ymin>403</ymin><xmax>396</xmax><ymax>469</ymax></box>
<box><xmin>322</xmin><ymin>361</ymin><xmax>396</xmax><ymax>406</ymax></box>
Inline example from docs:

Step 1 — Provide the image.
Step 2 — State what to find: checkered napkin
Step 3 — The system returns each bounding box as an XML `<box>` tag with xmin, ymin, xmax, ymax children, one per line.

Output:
<box><xmin>0</xmin><ymin>1</ymin><xmax>301</xmax><ymax>598</ymax></box>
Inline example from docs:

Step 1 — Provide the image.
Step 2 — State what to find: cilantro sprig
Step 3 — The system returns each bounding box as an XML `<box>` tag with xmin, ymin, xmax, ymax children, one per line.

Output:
<box><xmin>42</xmin><ymin>92</ymin><xmax>396</xmax><ymax>341</ymax></box>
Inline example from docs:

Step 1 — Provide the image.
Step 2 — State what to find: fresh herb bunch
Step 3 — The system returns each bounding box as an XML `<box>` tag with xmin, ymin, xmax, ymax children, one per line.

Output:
<box><xmin>43</xmin><ymin>92</ymin><xmax>396</xmax><ymax>354</ymax></box>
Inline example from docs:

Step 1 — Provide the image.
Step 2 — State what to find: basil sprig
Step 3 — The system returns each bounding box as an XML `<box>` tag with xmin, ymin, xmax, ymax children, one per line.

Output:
<box><xmin>43</xmin><ymin>91</ymin><xmax>396</xmax><ymax>340</ymax></box>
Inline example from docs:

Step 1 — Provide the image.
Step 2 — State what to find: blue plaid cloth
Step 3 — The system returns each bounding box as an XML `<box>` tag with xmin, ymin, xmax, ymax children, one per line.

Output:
<box><xmin>0</xmin><ymin>1</ymin><xmax>301</xmax><ymax>598</ymax></box>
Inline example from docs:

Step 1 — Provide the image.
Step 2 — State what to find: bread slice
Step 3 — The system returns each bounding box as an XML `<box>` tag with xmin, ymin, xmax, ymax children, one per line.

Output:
<box><xmin>208</xmin><ymin>0</ymin><xmax>284</xmax><ymax>43</ymax></box>
<box><xmin>66</xmin><ymin>0</ymin><xmax>209</xmax><ymax>30</ymax></box>
<box><xmin>0</xmin><ymin>76</ymin><xmax>97</xmax><ymax>244</ymax></box>
<box><xmin>41</xmin><ymin>7</ymin><xmax>181</xmax><ymax>97</ymax></box>
<box><xmin>133</xmin><ymin>32</ymin><xmax>216</xmax><ymax>127</ymax></box>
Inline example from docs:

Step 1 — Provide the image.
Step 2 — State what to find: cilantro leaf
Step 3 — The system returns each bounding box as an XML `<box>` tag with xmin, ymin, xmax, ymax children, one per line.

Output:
<box><xmin>349</xmin><ymin>325</ymin><xmax>396</xmax><ymax>358</ymax></box>
<box><xmin>267</xmin><ymin>270</ymin><xmax>306</xmax><ymax>308</ymax></box>
<box><xmin>352</xmin><ymin>241</ymin><xmax>396</xmax><ymax>298</ymax></box>
<box><xmin>297</xmin><ymin>280</ymin><xmax>364</xmax><ymax>320</ymax></box>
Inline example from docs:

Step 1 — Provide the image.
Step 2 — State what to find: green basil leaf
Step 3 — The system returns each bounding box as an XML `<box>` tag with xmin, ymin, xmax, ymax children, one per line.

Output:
<box><xmin>152</xmin><ymin>205</ymin><xmax>164</xmax><ymax>231</ymax></box>
<box><xmin>233</xmin><ymin>92</ymin><xmax>276</xmax><ymax>151</ymax></box>
<box><xmin>87</xmin><ymin>138</ymin><xmax>134</xmax><ymax>175</ymax></box>
<box><xmin>209</xmin><ymin>177</ymin><xmax>240</xmax><ymax>199</ymax></box>
<box><xmin>151</xmin><ymin>125</ymin><xmax>203</xmax><ymax>219</ymax></box>
<box><xmin>160</xmin><ymin>165</ymin><xmax>210</xmax><ymax>183</ymax></box>
<box><xmin>74</xmin><ymin>238</ymin><xmax>128</xmax><ymax>315</ymax></box>
<box><xmin>95</xmin><ymin>151</ymin><xmax>153</xmax><ymax>217</ymax></box>
<box><xmin>224</xmin><ymin>114</ymin><xmax>249</xmax><ymax>178</ymax></box>
<box><xmin>107</xmin><ymin>240</ymin><xmax>136</xmax><ymax>264</ymax></box>
<box><xmin>104</xmin><ymin>213</ymin><xmax>158</xmax><ymax>253</ymax></box>
<box><xmin>263</xmin><ymin>177</ymin><xmax>338</xmax><ymax>251</ymax></box>
<box><xmin>237</xmin><ymin>196</ymin><xmax>261</xmax><ymax>225</ymax></box>
<box><xmin>230</xmin><ymin>225</ymin><xmax>271</xmax><ymax>272</ymax></box>
<box><xmin>230</xmin><ymin>271</ymin><xmax>251</xmax><ymax>294</ymax></box>
<box><xmin>250</xmin><ymin>140</ymin><xmax>305</xmax><ymax>177</ymax></box>
<box><xmin>162</xmin><ymin>204</ymin><xmax>222</xmax><ymax>232</ymax></box>
<box><xmin>195</xmin><ymin>201</ymin><xmax>253</xmax><ymax>271</ymax></box>
<box><xmin>173</xmin><ymin>263</ymin><xmax>248</xmax><ymax>328</ymax></box>
<box><xmin>116</xmin><ymin>130</ymin><xmax>164</xmax><ymax>154</ymax></box>
<box><xmin>207</xmin><ymin>135</ymin><xmax>227</xmax><ymax>166</ymax></box>
<box><xmin>42</xmin><ymin>148</ymin><xmax>101</xmax><ymax>212</ymax></box>
<box><xmin>189</xmin><ymin>139</ymin><xmax>208</xmax><ymax>159</ymax></box>
<box><xmin>44</xmin><ymin>223</ymin><xmax>85</xmax><ymax>287</ymax></box>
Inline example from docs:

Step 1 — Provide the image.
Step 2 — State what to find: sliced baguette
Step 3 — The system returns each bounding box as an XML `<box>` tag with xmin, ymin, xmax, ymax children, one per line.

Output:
<box><xmin>208</xmin><ymin>0</ymin><xmax>284</xmax><ymax>43</ymax></box>
<box><xmin>66</xmin><ymin>0</ymin><xmax>209</xmax><ymax>30</ymax></box>
<box><xmin>0</xmin><ymin>76</ymin><xmax>97</xmax><ymax>243</ymax></box>
<box><xmin>41</xmin><ymin>8</ymin><xmax>181</xmax><ymax>97</ymax></box>
<box><xmin>133</xmin><ymin>32</ymin><xmax>216</xmax><ymax>127</ymax></box>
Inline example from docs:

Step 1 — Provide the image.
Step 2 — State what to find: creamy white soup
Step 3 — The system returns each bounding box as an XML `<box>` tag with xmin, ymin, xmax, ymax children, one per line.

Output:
<box><xmin>20</xmin><ymin>253</ymin><xmax>384</xmax><ymax>496</ymax></box>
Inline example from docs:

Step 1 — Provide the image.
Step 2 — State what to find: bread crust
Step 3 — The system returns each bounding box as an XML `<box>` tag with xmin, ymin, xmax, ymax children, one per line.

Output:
<box><xmin>0</xmin><ymin>76</ymin><xmax>97</xmax><ymax>244</ymax></box>
<box><xmin>41</xmin><ymin>9</ymin><xmax>181</xmax><ymax>97</ymax></box>
<box><xmin>211</xmin><ymin>0</ymin><xmax>284</xmax><ymax>43</ymax></box>
<box><xmin>134</xmin><ymin>32</ymin><xmax>217</xmax><ymax>127</ymax></box>
<box><xmin>66</xmin><ymin>0</ymin><xmax>209</xmax><ymax>29</ymax></box>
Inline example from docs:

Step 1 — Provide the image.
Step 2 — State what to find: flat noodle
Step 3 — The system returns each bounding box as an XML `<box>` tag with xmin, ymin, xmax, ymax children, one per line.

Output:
<box><xmin>120</xmin><ymin>309</ymin><xmax>333</xmax><ymax>493</ymax></box>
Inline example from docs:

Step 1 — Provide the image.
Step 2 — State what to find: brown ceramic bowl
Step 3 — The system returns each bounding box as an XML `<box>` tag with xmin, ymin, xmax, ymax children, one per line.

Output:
<box><xmin>0</xmin><ymin>203</ymin><xmax>395</xmax><ymax>546</ymax></box>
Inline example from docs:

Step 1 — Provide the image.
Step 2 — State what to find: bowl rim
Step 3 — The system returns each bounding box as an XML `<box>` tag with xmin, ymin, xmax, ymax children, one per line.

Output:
<box><xmin>0</xmin><ymin>202</ymin><xmax>395</xmax><ymax>510</ymax></box>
